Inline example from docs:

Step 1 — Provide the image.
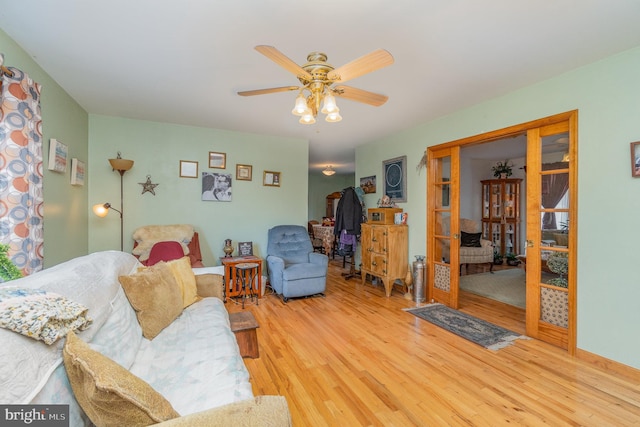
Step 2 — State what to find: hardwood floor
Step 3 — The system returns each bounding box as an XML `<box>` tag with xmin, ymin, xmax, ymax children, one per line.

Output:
<box><xmin>226</xmin><ymin>260</ymin><xmax>640</xmax><ymax>426</ymax></box>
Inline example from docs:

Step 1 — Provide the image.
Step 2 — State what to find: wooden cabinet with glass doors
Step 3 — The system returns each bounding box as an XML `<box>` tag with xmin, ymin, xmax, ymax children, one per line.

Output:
<box><xmin>481</xmin><ymin>178</ymin><xmax>522</xmax><ymax>257</ymax></box>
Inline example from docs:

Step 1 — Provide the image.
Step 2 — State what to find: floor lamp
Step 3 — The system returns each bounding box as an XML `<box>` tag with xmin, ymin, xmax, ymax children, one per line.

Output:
<box><xmin>93</xmin><ymin>155</ymin><xmax>134</xmax><ymax>251</ymax></box>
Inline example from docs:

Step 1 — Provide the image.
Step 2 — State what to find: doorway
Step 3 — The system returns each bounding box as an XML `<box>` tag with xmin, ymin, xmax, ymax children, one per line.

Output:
<box><xmin>426</xmin><ymin>111</ymin><xmax>577</xmax><ymax>353</ymax></box>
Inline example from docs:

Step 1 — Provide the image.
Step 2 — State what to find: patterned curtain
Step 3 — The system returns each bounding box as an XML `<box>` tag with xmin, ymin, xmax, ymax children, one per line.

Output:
<box><xmin>0</xmin><ymin>54</ymin><xmax>44</xmax><ymax>276</ymax></box>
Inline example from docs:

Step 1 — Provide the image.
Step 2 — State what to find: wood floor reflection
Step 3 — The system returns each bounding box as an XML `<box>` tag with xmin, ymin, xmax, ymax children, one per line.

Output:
<box><xmin>226</xmin><ymin>260</ymin><xmax>640</xmax><ymax>426</ymax></box>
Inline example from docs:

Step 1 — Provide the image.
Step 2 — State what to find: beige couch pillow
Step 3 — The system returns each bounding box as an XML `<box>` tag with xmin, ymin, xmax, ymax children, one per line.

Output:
<box><xmin>165</xmin><ymin>257</ymin><xmax>199</xmax><ymax>308</ymax></box>
<box><xmin>119</xmin><ymin>262</ymin><xmax>183</xmax><ymax>339</ymax></box>
<box><xmin>63</xmin><ymin>331</ymin><xmax>179</xmax><ymax>426</ymax></box>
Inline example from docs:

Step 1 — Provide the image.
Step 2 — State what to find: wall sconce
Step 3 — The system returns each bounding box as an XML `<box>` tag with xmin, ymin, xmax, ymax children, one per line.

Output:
<box><xmin>93</xmin><ymin>152</ymin><xmax>134</xmax><ymax>251</ymax></box>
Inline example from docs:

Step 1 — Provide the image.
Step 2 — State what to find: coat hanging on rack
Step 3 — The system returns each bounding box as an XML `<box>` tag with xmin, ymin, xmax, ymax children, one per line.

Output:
<box><xmin>334</xmin><ymin>186</ymin><xmax>364</xmax><ymax>237</ymax></box>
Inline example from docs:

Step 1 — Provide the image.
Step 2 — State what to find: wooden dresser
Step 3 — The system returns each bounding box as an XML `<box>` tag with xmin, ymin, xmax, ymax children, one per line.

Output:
<box><xmin>360</xmin><ymin>223</ymin><xmax>408</xmax><ymax>297</ymax></box>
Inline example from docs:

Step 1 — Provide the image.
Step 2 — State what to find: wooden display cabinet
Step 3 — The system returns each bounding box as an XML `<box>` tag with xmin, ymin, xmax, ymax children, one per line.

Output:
<box><xmin>481</xmin><ymin>178</ymin><xmax>522</xmax><ymax>257</ymax></box>
<box><xmin>360</xmin><ymin>223</ymin><xmax>408</xmax><ymax>297</ymax></box>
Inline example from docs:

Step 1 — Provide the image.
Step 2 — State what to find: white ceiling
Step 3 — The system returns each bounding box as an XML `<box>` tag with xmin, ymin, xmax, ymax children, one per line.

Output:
<box><xmin>1</xmin><ymin>1</ymin><xmax>639</xmax><ymax>174</ymax></box>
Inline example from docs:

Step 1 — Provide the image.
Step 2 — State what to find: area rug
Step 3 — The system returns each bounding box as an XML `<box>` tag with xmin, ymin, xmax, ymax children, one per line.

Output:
<box><xmin>459</xmin><ymin>268</ymin><xmax>526</xmax><ymax>308</ymax></box>
<box><xmin>405</xmin><ymin>304</ymin><xmax>528</xmax><ymax>350</ymax></box>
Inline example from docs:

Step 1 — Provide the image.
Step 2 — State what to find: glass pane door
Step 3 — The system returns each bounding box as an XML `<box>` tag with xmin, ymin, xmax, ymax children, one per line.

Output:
<box><xmin>427</xmin><ymin>146</ymin><xmax>459</xmax><ymax>308</ymax></box>
<box><xmin>525</xmin><ymin>117</ymin><xmax>576</xmax><ymax>352</ymax></box>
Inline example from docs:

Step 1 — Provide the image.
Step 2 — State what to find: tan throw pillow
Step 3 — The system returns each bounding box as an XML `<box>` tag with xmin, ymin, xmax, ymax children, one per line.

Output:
<box><xmin>63</xmin><ymin>331</ymin><xmax>179</xmax><ymax>427</ymax></box>
<box><xmin>165</xmin><ymin>257</ymin><xmax>199</xmax><ymax>308</ymax></box>
<box><xmin>119</xmin><ymin>263</ymin><xmax>183</xmax><ymax>339</ymax></box>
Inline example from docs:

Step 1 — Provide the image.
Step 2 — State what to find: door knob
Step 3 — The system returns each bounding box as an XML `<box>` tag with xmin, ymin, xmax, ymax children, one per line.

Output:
<box><xmin>526</xmin><ymin>240</ymin><xmax>534</xmax><ymax>247</ymax></box>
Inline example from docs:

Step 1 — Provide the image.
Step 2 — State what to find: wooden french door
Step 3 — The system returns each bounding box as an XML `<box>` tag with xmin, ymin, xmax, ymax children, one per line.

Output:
<box><xmin>525</xmin><ymin>116</ymin><xmax>577</xmax><ymax>353</ymax></box>
<box><xmin>427</xmin><ymin>146</ymin><xmax>460</xmax><ymax>308</ymax></box>
<box><xmin>425</xmin><ymin>110</ymin><xmax>577</xmax><ymax>353</ymax></box>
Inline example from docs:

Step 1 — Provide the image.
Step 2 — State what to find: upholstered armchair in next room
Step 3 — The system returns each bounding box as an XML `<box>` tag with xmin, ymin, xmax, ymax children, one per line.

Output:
<box><xmin>459</xmin><ymin>218</ymin><xmax>494</xmax><ymax>274</ymax></box>
<box><xmin>266</xmin><ymin>225</ymin><xmax>328</xmax><ymax>302</ymax></box>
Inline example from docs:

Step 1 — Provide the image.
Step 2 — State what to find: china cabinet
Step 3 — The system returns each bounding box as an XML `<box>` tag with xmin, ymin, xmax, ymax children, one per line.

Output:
<box><xmin>481</xmin><ymin>178</ymin><xmax>522</xmax><ymax>257</ymax></box>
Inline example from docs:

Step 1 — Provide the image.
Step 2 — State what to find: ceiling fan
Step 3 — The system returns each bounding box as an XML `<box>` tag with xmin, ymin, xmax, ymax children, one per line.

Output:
<box><xmin>238</xmin><ymin>45</ymin><xmax>394</xmax><ymax>124</ymax></box>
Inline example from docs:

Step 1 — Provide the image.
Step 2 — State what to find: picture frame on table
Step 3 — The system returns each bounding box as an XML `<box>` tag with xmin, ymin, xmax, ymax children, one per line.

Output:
<box><xmin>70</xmin><ymin>158</ymin><xmax>85</xmax><ymax>186</ymax></box>
<box><xmin>631</xmin><ymin>141</ymin><xmax>640</xmax><ymax>177</ymax></box>
<box><xmin>179</xmin><ymin>160</ymin><xmax>198</xmax><ymax>178</ymax></box>
<box><xmin>48</xmin><ymin>138</ymin><xmax>68</xmax><ymax>173</ymax></box>
<box><xmin>263</xmin><ymin>170</ymin><xmax>281</xmax><ymax>187</ymax></box>
<box><xmin>382</xmin><ymin>155</ymin><xmax>407</xmax><ymax>203</ymax></box>
<box><xmin>238</xmin><ymin>241</ymin><xmax>253</xmax><ymax>256</ymax></box>
<box><xmin>236</xmin><ymin>164</ymin><xmax>252</xmax><ymax>181</ymax></box>
<box><xmin>209</xmin><ymin>152</ymin><xmax>226</xmax><ymax>169</ymax></box>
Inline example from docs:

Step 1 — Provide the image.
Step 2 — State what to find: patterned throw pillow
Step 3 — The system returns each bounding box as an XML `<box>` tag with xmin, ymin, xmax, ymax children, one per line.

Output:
<box><xmin>0</xmin><ymin>288</ymin><xmax>92</xmax><ymax>345</ymax></box>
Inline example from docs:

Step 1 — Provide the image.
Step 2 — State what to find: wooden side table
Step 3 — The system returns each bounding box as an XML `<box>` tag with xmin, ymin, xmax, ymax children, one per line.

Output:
<box><xmin>220</xmin><ymin>255</ymin><xmax>262</xmax><ymax>301</ymax></box>
<box><xmin>229</xmin><ymin>311</ymin><xmax>259</xmax><ymax>358</ymax></box>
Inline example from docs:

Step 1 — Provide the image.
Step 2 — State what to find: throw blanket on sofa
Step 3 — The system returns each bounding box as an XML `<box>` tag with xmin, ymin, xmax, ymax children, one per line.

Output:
<box><xmin>132</xmin><ymin>225</ymin><xmax>194</xmax><ymax>261</ymax></box>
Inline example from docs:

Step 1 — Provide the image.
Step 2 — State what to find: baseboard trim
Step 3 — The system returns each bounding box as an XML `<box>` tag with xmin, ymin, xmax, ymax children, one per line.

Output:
<box><xmin>576</xmin><ymin>348</ymin><xmax>640</xmax><ymax>382</ymax></box>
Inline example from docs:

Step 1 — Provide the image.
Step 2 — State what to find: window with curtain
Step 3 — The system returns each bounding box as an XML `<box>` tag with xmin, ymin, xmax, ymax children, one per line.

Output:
<box><xmin>0</xmin><ymin>54</ymin><xmax>44</xmax><ymax>277</ymax></box>
<box><xmin>540</xmin><ymin>162</ymin><xmax>569</xmax><ymax>230</ymax></box>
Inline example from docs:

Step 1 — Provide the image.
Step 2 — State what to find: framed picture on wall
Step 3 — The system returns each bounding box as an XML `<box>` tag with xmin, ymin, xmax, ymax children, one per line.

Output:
<box><xmin>202</xmin><ymin>172</ymin><xmax>232</xmax><ymax>201</ymax></box>
<box><xmin>236</xmin><ymin>164</ymin><xmax>252</xmax><ymax>181</ymax></box>
<box><xmin>263</xmin><ymin>170</ymin><xmax>281</xmax><ymax>187</ymax></box>
<box><xmin>70</xmin><ymin>158</ymin><xmax>85</xmax><ymax>186</ymax></box>
<box><xmin>383</xmin><ymin>155</ymin><xmax>407</xmax><ymax>203</ymax></box>
<box><xmin>48</xmin><ymin>138</ymin><xmax>68</xmax><ymax>173</ymax></box>
<box><xmin>631</xmin><ymin>141</ymin><xmax>640</xmax><ymax>177</ymax></box>
<box><xmin>359</xmin><ymin>175</ymin><xmax>376</xmax><ymax>193</ymax></box>
<box><xmin>209</xmin><ymin>152</ymin><xmax>226</xmax><ymax>169</ymax></box>
<box><xmin>179</xmin><ymin>160</ymin><xmax>198</xmax><ymax>178</ymax></box>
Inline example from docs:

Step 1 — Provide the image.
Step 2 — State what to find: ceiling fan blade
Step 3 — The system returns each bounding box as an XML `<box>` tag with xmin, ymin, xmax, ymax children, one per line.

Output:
<box><xmin>333</xmin><ymin>85</ymin><xmax>389</xmax><ymax>106</ymax></box>
<box><xmin>328</xmin><ymin>49</ymin><xmax>394</xmax><ymax>84</ymax></box>
<box><xmin>255</xmin><ymin>45</ymin><xmax>313</xmax><ymax>80</ymax></box>
<box><xmin>238</xmin><ymin>86</ymin><xmax>299</xmax><ymax>96</ymax></box>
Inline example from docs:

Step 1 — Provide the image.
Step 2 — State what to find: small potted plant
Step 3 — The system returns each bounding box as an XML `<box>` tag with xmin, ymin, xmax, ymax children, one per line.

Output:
<box><xmin>505</xmin><ymin>252</ymin><xmax>521</xmax><ymax>266</ymax></box>
<box><xmin>491</xmin><ymin>159</ymin><xmax>514</xmax><ymax>178</ymax></box>
<box><xmin>493</xmin><ymin>250</ymin><xmax>504</xmax><ymax>265</ymax></box>
<box><xmin>0</xmin><ymin>244</ymin><xmax>22</xmax><ymax>283</ymax></box>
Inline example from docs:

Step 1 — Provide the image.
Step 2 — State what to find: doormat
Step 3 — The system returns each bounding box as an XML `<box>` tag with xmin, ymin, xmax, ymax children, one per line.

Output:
<box><xmin>405</xmin><ymin>303</ymin><xmax>529</xmax><ymax>350</ymax></box>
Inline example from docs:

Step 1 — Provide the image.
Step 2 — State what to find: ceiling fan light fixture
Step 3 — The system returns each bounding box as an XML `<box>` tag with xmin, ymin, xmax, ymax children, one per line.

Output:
<box><xmin>299</xmin><ymin>113</ymin><xmax>316</xmax><ymax>124</ymax></box>
<box><xmin>325</xmin><ymin>111</ymin><xmax>342</xmax><ymax>122</ymax></box>
<box><xmin>322</xmin><ymin>165</ymin><xmax>336</xmax><ymax>176</ymax></box>
<box><xmin>291</xmin><ymin>93</ymin><xmax>308</xmax><ymax>116</ymax></box>
<box><xmin>321</xmin><ymin>93</ymin><xmax>338</xmax><ymax>114</ymax></box>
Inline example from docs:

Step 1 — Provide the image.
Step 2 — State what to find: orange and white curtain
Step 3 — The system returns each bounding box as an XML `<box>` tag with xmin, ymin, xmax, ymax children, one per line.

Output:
<box><xmin>0</xmin><ymin>54</ymin><xmax>44</xmax><ymax>276</ymax></box>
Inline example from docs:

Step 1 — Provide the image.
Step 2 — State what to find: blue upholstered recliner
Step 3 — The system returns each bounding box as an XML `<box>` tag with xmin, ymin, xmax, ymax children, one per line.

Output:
<box><xmin>266</xmin><ymin>225</ymin><xmax>328</xmax><ymax>302</ymax></box>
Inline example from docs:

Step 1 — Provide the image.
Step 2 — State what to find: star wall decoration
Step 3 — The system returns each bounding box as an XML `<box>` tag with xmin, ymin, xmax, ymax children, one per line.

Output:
<box><xmin>139</xmin><ymin>175</ymin><xmax>159</xmax><ymax>195</ymax></box>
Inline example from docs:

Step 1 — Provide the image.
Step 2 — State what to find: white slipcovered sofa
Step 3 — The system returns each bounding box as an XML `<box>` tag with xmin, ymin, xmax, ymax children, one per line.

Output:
<box><xmin>0</xmin><ymin>251</ymin><xmax>290</xmax><ymax>426</ymax></box>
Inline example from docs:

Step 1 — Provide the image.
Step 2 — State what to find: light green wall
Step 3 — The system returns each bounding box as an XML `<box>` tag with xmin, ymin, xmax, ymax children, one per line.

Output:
<box><xmin>357</xmin><ymin>45</ymin><xmax>640</xmax><ymax>369</ymax></box>
<box><xmin>1</xmin><ymin>29</ymin><xmax>89</xmax><ymax>267</ymax></box>
<box><xmin>308</xmin><ymin>172</ymin><xmax>355</xmax><ymax>221</ymax></box>
<box><xmin>88</xmin><ymin>115</ymin><xmax>309</xmax><ymax>265</ymax></box>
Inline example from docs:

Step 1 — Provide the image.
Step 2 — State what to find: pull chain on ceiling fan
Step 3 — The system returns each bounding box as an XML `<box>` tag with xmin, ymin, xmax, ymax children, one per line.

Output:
<box><xmin>238</xmin><ymin>45</ymin><xmax>394</xmax><ymax>124</ymax></box>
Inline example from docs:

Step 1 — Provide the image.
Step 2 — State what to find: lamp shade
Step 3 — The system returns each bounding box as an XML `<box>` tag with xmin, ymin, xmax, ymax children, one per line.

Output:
<box><xmin>108</xmin><ymin>158</ymin><xmax>134</xmax><ymax>171</ymax></box>
<box><xmin>321</xmin><ymin>93</ymin><xmax>338</xmax><ymax>114</ymax></box>
<box><xmin>299</xmin><ymin>113</ymin><xmax>316</xmax><ymax>124</ymax></box>
<box><xmin>291</xmin><ymin>94</ymin><xmax>308</xmax><ymax>116</ymax></box>
<box><xmin>92</xmin><ymin>203</ymin><xmax>110</xmax><ymax>217</ymax></box>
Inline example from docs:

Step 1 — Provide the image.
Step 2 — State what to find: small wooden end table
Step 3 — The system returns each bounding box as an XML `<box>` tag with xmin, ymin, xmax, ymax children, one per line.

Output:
<box><xmin>228</xmin><ymin>311</ymin><xmax>259</xmax><ymax>359</ymax></box>
<box><xmin>220</xmin><ymin>255</ymin><xmax>262</xmax><ymax>302</ymax></box>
